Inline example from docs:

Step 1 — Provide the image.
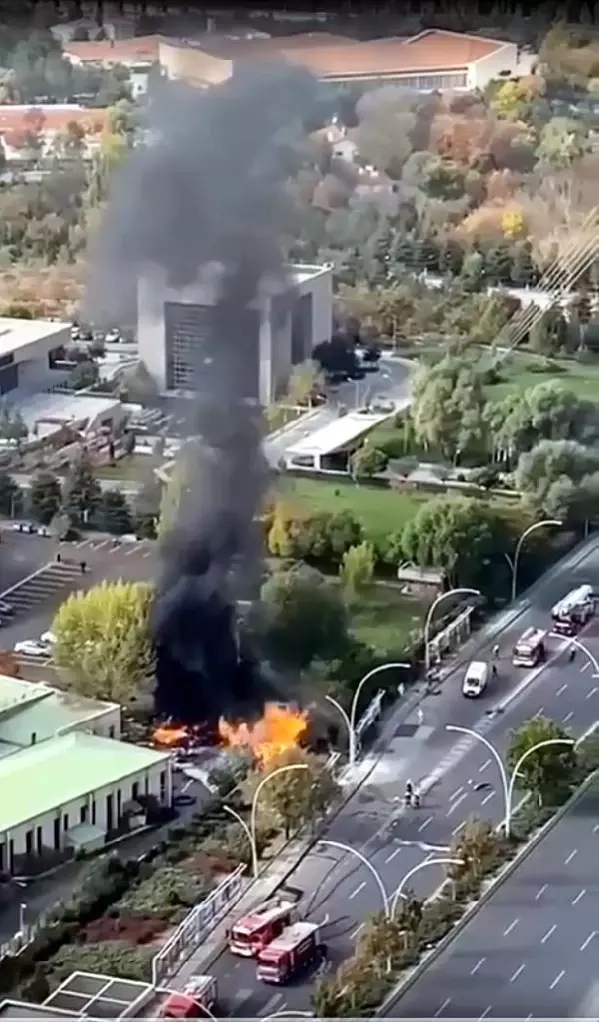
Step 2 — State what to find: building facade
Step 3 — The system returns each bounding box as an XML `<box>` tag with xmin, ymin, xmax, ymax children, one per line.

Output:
<box><xmin>138</xmin><ymin>262</ymin><xmax>333</xmax><ymax>405</ymax></box>
<box><xmin>0</xmin><ymin>318</ymin><xmax>72</xmax><ymax>397</ymax></box>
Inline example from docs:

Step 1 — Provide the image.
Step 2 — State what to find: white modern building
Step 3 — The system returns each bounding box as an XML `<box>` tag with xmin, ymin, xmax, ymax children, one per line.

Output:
<box><xmin>0</xmin><ymin>317</ymin><xmax>72</xmax><ymax>396</ymax></box>
<box><xmin>137</xmin><ymin>262</ymin><xmax>333</xmax><ymax>406</ymax></box>
<box><xmin>0</xmin><ymin>675</ymin><xmax>172</xmax><ymax>874</ymax></box>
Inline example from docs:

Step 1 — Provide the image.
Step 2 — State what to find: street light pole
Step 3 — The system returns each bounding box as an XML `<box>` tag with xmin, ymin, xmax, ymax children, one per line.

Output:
<box><xmin>549</xmin><ymin>632</ymin><xmax>599</xmax><ymax>676</ymax></box>
<box><xmin>446</xmin><ymin>724</ymin><xmax>574</xmax><ymax>837</ymax></box>
<box><xmin>317</xmin><ymin>838</ymin><xmax>390</xmax><ymax>917</ymax></box>
<box><xmin>324</xmin><ymin>694</ymin><xmax>353</xmax><ymax>758</ymax></box>
<box><xmin>389</xmin><ymin>858</ymin><xmax>464</xmax><ymax>918</ymax></box>
<box><xmin>511</xmin><ymin>519</ymin><xmax>562</xmax><ymax>601</ymax></box>
<box><xmin>506</xmin><ymin>738</ymin><xmax>575</xmax><ymax>831</ymax></box>
<box><xmin>347</xmin><ymin>662</ymin><xmax>411</xmax><ymax>766</ymax></box>
<box><xmin>424</xmin><ymin>588</ymin><xmax>481</xmax><ymax>674</ymax></box>
<box><xmin>225</xmin><ymin>764</ymin><xmax>309</xmax><ymax>879</ymax></box>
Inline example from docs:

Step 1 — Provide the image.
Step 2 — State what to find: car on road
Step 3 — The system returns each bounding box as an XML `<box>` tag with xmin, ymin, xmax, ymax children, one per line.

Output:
<box><xmin>461</xmin><ymin>660</ymin><xmax>489</xmax><ymax>698</ymax></box>
<box><xmin>40</xmin><ymin>631</ymin><xmax>56</xmax><ymax>646</ymax></box>
<box><xmin>14</xmin><ymin>639</ymin><xmax>52</xmax><ymax>658</ymax></box>
<box><xmin>370</xmin><ymin>397</ymin><xmax>395</xmax><ymax>414</ymax></box>
<box><xmin>105</xmin><ymin>328</ymin><xmax>121</xmax><ymax>343</ymax></box>
<box><xmin>11</xmin><ymin>521</ymin><xmax>37</xmax><ymax>534</ymax></box>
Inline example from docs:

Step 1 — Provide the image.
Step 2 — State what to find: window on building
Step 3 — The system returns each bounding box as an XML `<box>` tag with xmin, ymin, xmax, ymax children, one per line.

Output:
<box><xmin>0</xmin><ymin>363</ymin><xmax>18</xmax><ymax>395</ymax></box>
<box><xmin>53</xmin><ymin>817</ymin><xmax>60</xmax><ymax>850</ymax></box>
<box><xmin>132</xmin><ymin>781</ymin><xmax>139</xmax><ymax>801</ymax></box>
<box><xmin>91</xmin><ymin>799</ymin><xmax>96</xmax><ymax>825</ymax></box>
<box><xmin>164</xmin><ymin>300</ymin><xmax>260</xmax><ymax>400</ymax></box>
<box><xmin>36</xmin><ymin>826</ymin><xmax>43</xmax><ymax>855</ymax></box>
<box><xmin>108</xmin><ymin>725</ymin><xmax>115</xmax><ymax>739</ymax></box>
<box><xmin>63</xmin><ymin>813</ymin><xmax>69</xmax><ymax>831</ymax></box>
<box><xmin>30</xmin><ymin>732</ymin><xmax>36</xmax><ymax>745</ymax></box>
<box><xmin>159</xmin><ymin>770</ymin><xmax>166</xmax><ymax>800</ymax></box>
<box><xmin>0</xmin><ymin>843</ymin><xmax>4</xmax><ymax>872</ymax></box>
<box><xmin>25</xmin><ymin>829</ymin><xmax>33</xmax><ymax>856</ymax></box>
<box><xmin>80</xmin><ymin>804</ymin><xmax>88</xmax><ymax>824</ymax></box>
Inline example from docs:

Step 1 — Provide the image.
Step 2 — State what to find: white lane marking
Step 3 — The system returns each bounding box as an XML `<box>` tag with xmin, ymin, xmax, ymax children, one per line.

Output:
<box><xmin>534</xmin><ymin>706</ymin><xmax>544</xmax><ymax>717</ymax></box>
<box><xmin>349</xmin><ymin>881</ymin><xmax>366</xmax><ymax>900</ymax></box>
<box><xmin>541</xmin><ymin>924</ymin><xmax>556</xmax><ymax>943</ymax></box>
<box><xmin>470</xmin><ymin>957</ymin><xmax>486</xmax><ymax>975</ymax></box>
<box><xmin>581</xmin><ymin>931</ymin><xmax>596</xmax><ymax>951</ymax></box>
<box><xmin>435</xmin><ymin>998</ymin><xmax>451</xmax><ymax>1017</ymax></box>
<box><xmin>385</xmin><ymin>846</ymin><xmax>402</xmax><ymax>864</ymax></box>
<box><xmin>452</xmin><ymin>819</ymin><xmax>466</xmax><ymax>836</ymax></box>
<box><xmin>565</xmin><ymin>849</ymin><xmax>578</xmax><ymax>865</ymax></box>
<box><xmin>563</xmin><ymin>711</ymin><xmax>574</xmax><ymax>723</ymax></box>
<box><xmin>586</xmin><ymin>686</ymin><xmax>597</xmax><ymax>699</ymax></box>
<box><xmin>418</xmin><ymin>816</ymin><xmax>433</xmax><ymax>832</ymax></box>
<box><xmin>479</xmin><ymin>1008</ymin><xmax>492</xmax><ymax>1021</ymax></box>
<box><xmin>350</xmin><ymin>923</ymin><xmax>364</xmax><ymax>939</ymax></box>
<box><xmin>510</xmin><ymin>964</ymin><xmax>526</xmax><ymax>983</ymax></box>
<box><xmin>503</xmin><ymin>918</ymin><xmax>518</xmax><ymax>936</ymax></box>
<box><xmin>556</xmin><ymin>683</ymin><xmax>568</xmax><ymax>696</ymax></box>
<box><xmin>572</xmin><ymin>888</ymin><xmax>586</xmax><ymax>906</ymax></box>
<box><xmin>535</xmin><ymin>884</ymin><xmax>547</xmax><ymax>900</ymax></box>
<box><xmin>446</xmin><ymin>791</ymin><xmax>468</xmax><ymax>816</ymax></box>
<box><xmin>481</xmin><ymin>790</ymin><xmax>495</xmax><ymax>806</ymax></box>
<box><xmin>594</xmin><ymin>824</ymin><xmax>599</xmax><ymax>834</ymax></box>
<box><xmin>581</xmin><ymin>660</ymin><xmax>591</xmax><ymax>672</ymax></box>
<box><xmin>449</xmin><ymin>785</ymin><xmax>464</xmax><ymax>801</ymax></box>
<box><xmin>479</xmin><ymin>758</ymin><xmax>491</xmax><ymax>773</ymax></box>
<box><xmin>550</xmin><ymin>970</ymin><xmax>565</xmax><ymax>990</ymax></box>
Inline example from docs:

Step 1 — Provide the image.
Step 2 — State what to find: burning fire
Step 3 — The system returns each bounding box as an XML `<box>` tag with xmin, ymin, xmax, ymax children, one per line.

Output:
<box><xmin>218</xmin><ymin>703</ymin><xmax>308</xmax><ymax>767</ymax></box>
<box><xmin>153</xmin><ymin>725</ymin><xmax>189</xmax><ymax>748</ymax></box>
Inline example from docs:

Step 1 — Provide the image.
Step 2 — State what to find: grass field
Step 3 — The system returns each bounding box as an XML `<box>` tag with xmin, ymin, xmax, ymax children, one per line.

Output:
<box><xmin>347</xmin><ymin>582</ymin><xmax>427</xmax><ymax>650</ymax></box>
<box><xmin>487</xmin><ymin>351</ymin><xmax>599</xmax><ymax>402</ymax></box>
<box><xmin>281</xmin><ymin>476</ymin><xmax>424</xmax><ymax>544</ymax></box>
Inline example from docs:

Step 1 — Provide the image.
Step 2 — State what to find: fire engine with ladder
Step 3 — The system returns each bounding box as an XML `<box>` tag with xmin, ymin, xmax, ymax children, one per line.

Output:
<box><xmin>256</xmin><ymin>921</ymin><xmax>326</xmax><ymax>984</ymax></box>
<box><xmin>227</xmin><ymin>887</ymin><xmax>302</xmax><ymax>957</ymax></box>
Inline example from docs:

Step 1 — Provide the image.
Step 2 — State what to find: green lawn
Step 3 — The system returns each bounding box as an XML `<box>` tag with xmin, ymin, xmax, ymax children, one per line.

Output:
<box><xmin>93</xmin><ymin>455</ymin><xmax>163</xmax><ymax>481</ymax></box>
<box><xmin>282</xmin><ymin>477</ymin><xmax>424</xmax><ymax>543</ymax></box>
<box><xmin>487</xmin><ymin>352</ymin><xmax>599</xmax><ymax>402</ymax></box>
<box><xmin>347</xmin><ymin>582</ymin><xmax>427</xmax><ymax>650</ymax></box>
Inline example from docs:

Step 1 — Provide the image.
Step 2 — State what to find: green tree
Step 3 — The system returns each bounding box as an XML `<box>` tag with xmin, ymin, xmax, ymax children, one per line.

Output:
<box><xmin>95</xmin><ymin>489</ymin><xmax>133</xmax><ymax>535</ymax></box>
<box><xmin>449</xmin><ymin>817</ymin><xmax>501</xmax><ymax>883</ymax></box>
<box><xmin>252</xmin><ymin>747</ymin><xmax>340</xmax><ymax>839</ymax></box>
<box><xmin>312</xmin><ymin>952</ymin><xmax>388</xmax><ymax>1018</ymax></box>
<box><xmin>507</xmin><ymin>715</ymin><xmax>577</xmax><ymax>806</ymax></box>
<box><xmin>158</xmin><ymin>457</ymin><xmax>189</xmax><ymax>540</ymax></box>
<box><xmin>357</xmin><ymin>910</ymin><xmax>414</xmax><ymax>973</ymax></box>
<box><xmin>259</xmin><ymin>565</ymin><xmax>349</xmax><ymax>669</ymax></box>
<box><xmin>52</xmin><ymin>580</ymin><xmax>155</xmax><ymax>705</ymax></box>
<box><xmin>70</xmin><ymin>360</ymin><xmax>99</xmax><ymax>390</ymax></box>
<box><xmin>29</xmin><ymin>470</ymin><xmax>61</xmax><ymax>525</ymax></box>
<box><xmin>62</xmin><ymin>453</ymin><xmax>102</xmax><ymax>526</ymax></box>
<box><xmin>529</xmin><ymin>306</ymin><xmax>569</xmax><ymax>356</ymax></box>
<box><xmin>515</xmin><ymin>438</ymin><xmax>599</xmax><ymax>518</ymax></box>
<box><xmin>286</xmin><ymin>360</ymin><xmax>324</xmax><ymax>406</ymax></box>
<box><xmin>401</xmin><ymin>495</ymin><xmax>508</xmax><ymax>593</ymax></box>
<box><xmin>351</xmin><ymin>444</ymin><xmax>388</xmax><ymax>480</ymax></box>
<box><xmin>0</xmin><ymin>472</ymin><xmax>22</xmax><ymax>517</ymax></box>
<box><xmin>536</xmin><ymin>116</ymin><xmax>589</xmax><ymax>169</ymax></box>
<box><xmin>339</xmin><ymin>541</ymin><xmax>375</xmax><ymax>602</ymax></box>
<box><xmin>411</xmin><ymin>356</ymin><xmax>487</xmax><ymax>461</ymax></box>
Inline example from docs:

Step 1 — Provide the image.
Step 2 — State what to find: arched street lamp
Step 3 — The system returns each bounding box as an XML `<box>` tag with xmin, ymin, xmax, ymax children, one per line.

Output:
<box><xmin>506</xmin><ymin>519</ymin><xmax>562</xmax><ymax>601</ymax></box>
<box><xmin>326</xmin><ymin>662</ymin><xmax>410</xmax><ymax>766</ymax></box>
<box><xmin>424</xmin><ymin>588</ymin><xmax>481</xmax><ymax>673</ymax></box>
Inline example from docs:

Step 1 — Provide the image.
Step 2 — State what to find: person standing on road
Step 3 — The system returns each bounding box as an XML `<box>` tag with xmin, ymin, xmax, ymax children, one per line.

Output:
<box><xmin>492</xmin><ymin>644</ymin><xmax>500</xmax><ymax>659</ymax></box>
<box><xmin>80</xmin><ymin>560</ymin><xmax>87</xmax><ymax>574</ymax></box>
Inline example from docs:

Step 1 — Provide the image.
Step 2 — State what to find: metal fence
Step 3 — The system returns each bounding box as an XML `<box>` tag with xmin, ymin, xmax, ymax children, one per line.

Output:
<box><xmin>151</xmin><ymin>864</ymin><xmax>247</xmax><ymax>987</ymax></box>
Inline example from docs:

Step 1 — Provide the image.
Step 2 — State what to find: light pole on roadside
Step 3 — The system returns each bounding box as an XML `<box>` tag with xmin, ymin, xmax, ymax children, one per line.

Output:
<box><xmin>549</xmin><ymin>632</ymin><xmax>599</xmax><ymax>677</ymax></box>
<box><xmin>389</xmin><ymin>858</ymin><xmax>464</xmax><ymax>919</ymax></box>
<box><xmin>224</xmin><ymin>763</ymin><xmax>309</xmax><ymax>878</ymax></box>
<box><xmin>506</xmin><ymin>520</ymin><xmax>562</xmax><ymax>602</ymax></box>
<box><xmin>424</xmin><ymin>589</ymin><xmax>481</xmax><ymax>674</ymax></box>
<box><xmin>446</xmin><ymin>724</ymin><xmax>574</xmax><ymax>837</ymax></box>
<box><xmin>326</xmin><ymin>662</ymin><xmax>411</xmax><ymax>767</ymax></box>
<box><xmin>316</xmin><ymin>838</ymin><xmax>390</xmax><ymax>917</ymax></box>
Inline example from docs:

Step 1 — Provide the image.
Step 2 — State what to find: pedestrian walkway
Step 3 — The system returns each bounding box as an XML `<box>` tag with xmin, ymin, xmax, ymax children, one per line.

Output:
<box><xmin>2</xmin><ymin>562</ymin><xmax>84</xmax><ymax>618</ymax></box>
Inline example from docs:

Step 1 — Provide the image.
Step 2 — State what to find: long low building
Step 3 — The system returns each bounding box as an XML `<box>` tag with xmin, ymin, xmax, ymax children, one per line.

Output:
<box><xmin>284</xmin><ymin>407</ymin><xmax>398</xmax><ymax>470</ymax></box>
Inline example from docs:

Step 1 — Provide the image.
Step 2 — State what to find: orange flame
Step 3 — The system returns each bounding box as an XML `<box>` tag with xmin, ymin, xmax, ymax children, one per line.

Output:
<box><xmin>153</xmin><ymin>725</ymin><xmax>189</xmax><ymax>748</ymax></box>
<box><xmin>218</xmin><ymin>703</ymin><xmax>308</xmax><ymax>768</ymax></box>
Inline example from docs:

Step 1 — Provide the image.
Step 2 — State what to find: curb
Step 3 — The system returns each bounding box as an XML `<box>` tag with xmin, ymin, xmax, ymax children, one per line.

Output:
<box><xmin>380</xmin><ymin>767</ymin><xmax>599</xmax><ymax>1013</ymax></box>
<box><xmin>266</xmin><ymin>407</ymin><xmax>323</xmax><ymax>442</ymax></box>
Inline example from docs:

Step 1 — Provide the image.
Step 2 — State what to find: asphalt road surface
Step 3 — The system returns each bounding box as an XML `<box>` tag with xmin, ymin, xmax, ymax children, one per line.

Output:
<box><xmin>186</xmin><ymin>535</ymin><xmax>599</xmax><ymax>1019</ymax></box>
<box><xmin>392</xmin><ymin>780</ymin><xmax>599</xmax><ymax>1020</ymax></box>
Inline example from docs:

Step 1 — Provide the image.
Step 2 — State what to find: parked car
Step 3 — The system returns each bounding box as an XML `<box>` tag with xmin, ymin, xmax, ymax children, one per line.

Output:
<box><xmin>14</xmin><ymin>640</ymin><xmax>51</xmax><ymax>658</ymax></box>
<box><xmin>11</xmin><ymin>522</ymin><xmax>37</xmax><ymax>534</ymax></box>
<box><xmin>105</xmin><ymin>328</ymin><xmax>121</xmax><ymax>343</ymax></box>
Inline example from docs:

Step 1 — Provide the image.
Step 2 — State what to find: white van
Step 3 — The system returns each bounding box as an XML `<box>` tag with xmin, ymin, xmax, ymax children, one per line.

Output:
<box><xmin>462</xmin><ymin>661</ymin><xmax>489</xmax><ymax>698</ymax></box>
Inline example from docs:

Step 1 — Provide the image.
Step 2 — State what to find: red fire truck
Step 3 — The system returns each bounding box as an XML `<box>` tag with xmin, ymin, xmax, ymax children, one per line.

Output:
<box><xmin>228</xmin><ymin>889</ymin><xmax>301</xmax><ymax>958</ymax></box>
<box><xmin>256</xmin><ymin>922</ymin><xmax>326</xmax><ymax>984</ymax></box>
<box><xmin>158</xmin><ymin>975</ymin><xmax>218</xmax><ymax>1018</ymax></box>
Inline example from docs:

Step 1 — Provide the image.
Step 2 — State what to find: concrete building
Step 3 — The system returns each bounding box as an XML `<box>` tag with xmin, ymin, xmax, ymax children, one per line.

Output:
<box><xmin>62</xmin><ymin>37</ymin><xmax>161</xmax><ymax>98</ymax></box>
<box><xmin>16</xmin><ymin>391</ymin><xmax>128</xmax><ymax>443</ymax></box>
<box><xmin>0</xmin><ymin>732</ymin><xmax>172</xmax><ymax>872</ymax></box>
<box><xmin>137</xmin><ymin>262</ymin><xmax>333</xmax><ymax>405</ymax></box>
<box><xmin>0</xmin><ymin>317</ymin><xmax>72</xmax><ymax>396</ymax></box>
<box><xmin>0</xmin><ymin>675</ymin><xmax>121</xmax><ymax>755</ymax></box>
<box><xmin>158</xmin><ymin>29</ymin><xmax>535</xmax><ymax>91</ymax></box>
<box><xmin>0</xmin><ymin>106</ymin><xmax>109</xmax><ymax>163</ymax></box>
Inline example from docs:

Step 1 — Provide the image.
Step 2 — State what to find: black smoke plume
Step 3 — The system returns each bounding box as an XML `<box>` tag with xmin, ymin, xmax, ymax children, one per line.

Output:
<box><xmin>85</xmin><ymin>62</ymin><xmax>320</xmax><ymax>723</ymax></box>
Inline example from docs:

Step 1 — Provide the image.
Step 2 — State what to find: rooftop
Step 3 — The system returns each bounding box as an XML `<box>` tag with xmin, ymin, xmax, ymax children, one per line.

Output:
<box><xmin>63</xmin><ymin>35</ymin><xmax>160</xmax><ymax>65</ymax></box>
<box><xmin>16</xmin><ymin>391</ymin><xmax>122</xmax><ymax>441</ymax></box>
<box><xmin>0</xmin><ymin>732</ymin><xmax>170</xmax><ymax>833</ymax></box>
<box><xmin>0</xmin><ymin>316</ymin><xmax>70</xmax><ymax>358</ymax></box>
<box><xmin>0</xmin><ymin>675</ymin><xmax>119</xmax><ymax>752</ymax></box>
<box><xmin>281</xmin><ymin>30</ymin><xmax>509</xmax><ymax>79</ymax></box>
<box><xmin>185</xmin><ymin>30</ymin><xmax>355</xmax><ymax>58</ymax></box>
<box><xmin>43</xmin><ymin>971</ymin><xmax>157</xmax><ymax>1018</ymax></box>
<box><xmin>0</xmin><ymin>106</ymin><xmax>108</xmax><ymax>141</ymax></box>
<box><xmin>286</xmin><ymin>409</ymin><xmax>395</xmax><ymax>458</ymax></box>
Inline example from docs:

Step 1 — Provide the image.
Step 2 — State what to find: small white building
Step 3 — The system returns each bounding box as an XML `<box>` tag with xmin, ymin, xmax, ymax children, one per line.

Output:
<box><xmin>0</xmin><ymin>731</ymin><xmax>172</xmax><ymax>873</ymax></box>
<box><xmin>138</xmin><ymin>262</ymin><xmax>333</xmax><ymax>405</ymax></box>
<box><xmin>0</xmin><ymin>317</ymin><xmax>72</xmax><ymax>397</ymax></box>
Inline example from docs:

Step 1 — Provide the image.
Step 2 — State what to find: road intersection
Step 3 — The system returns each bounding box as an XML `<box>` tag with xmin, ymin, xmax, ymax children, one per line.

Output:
<box><xmin>182</xmin><ymin>535</ymin><xmax>599</xmax><ymax>1018</ymax></box>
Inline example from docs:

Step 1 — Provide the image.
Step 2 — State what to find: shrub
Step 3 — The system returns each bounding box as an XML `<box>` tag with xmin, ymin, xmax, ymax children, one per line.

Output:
<box><xmin>49</xmin><ymin>941</ymin><xmax>153</xmax><ymax>983</ymax></box>
<box><xmin>117</xmin><ymin>864</ymin><xmax>212</xmax><ymax>918</ymax></box>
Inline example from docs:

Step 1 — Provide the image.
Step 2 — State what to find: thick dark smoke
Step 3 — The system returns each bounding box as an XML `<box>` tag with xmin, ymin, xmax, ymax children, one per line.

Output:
<box><xmin>85</xmin><ymin>63</ymin><xmax>320</xmax><ymax>723</ymax></box>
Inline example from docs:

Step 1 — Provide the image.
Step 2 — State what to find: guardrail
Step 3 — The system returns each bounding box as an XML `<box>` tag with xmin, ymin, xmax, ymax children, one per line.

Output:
<box><xmin>151</xmin><ymin>864</ymin><xmax>247</xmax><ymax>986</ymax></box>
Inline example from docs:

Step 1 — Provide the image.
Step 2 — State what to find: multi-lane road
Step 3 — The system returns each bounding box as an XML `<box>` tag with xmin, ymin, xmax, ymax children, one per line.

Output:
<box><xmin>183</xmin><ymin>535</ymin><xmax>599</xmax><ymax>1019</ymax></box>
<box><xmin>393</xmin><ymin>780</ymin><xmax>599</xmax><ymax>1020</ymax></box>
